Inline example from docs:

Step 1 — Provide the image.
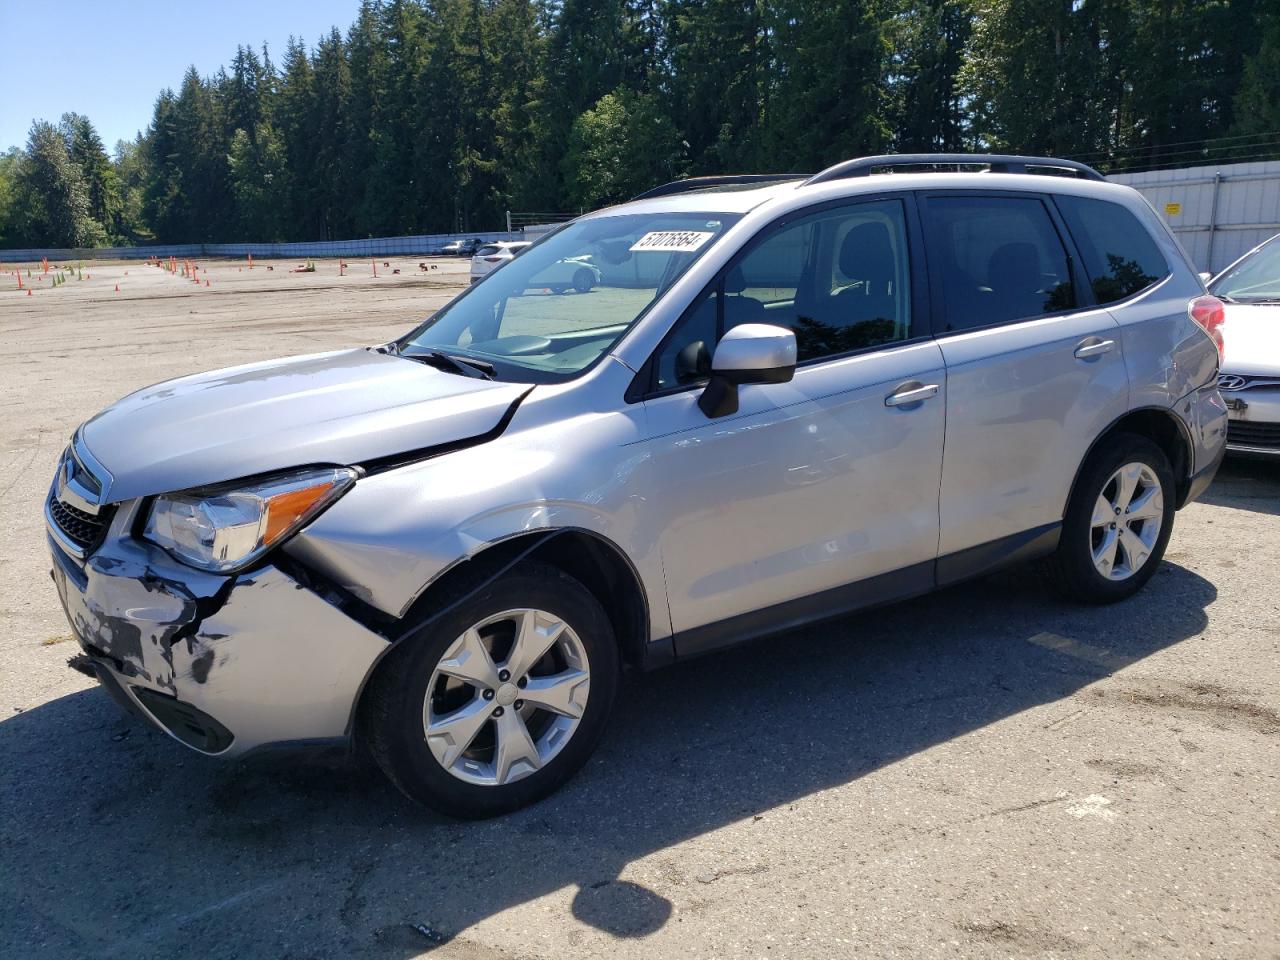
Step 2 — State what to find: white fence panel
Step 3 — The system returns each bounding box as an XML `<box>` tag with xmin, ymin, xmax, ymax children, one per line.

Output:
<box><xmin>1109</xmin><ymin>161</ymin><xmax>1280</xmax><ymax>273</ymax></box>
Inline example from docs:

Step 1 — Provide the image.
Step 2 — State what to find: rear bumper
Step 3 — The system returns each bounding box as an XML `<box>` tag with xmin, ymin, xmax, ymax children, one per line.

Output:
<box><xmin>1178</xmin><ymin>382</ymin><xmax>1230</xmax><ymax>506</ymax></box>
<box><xmin>1223</xmin><ymin>389</ymin><xmax>1280</xmax><ymax>458</ymax></box>
<box><xmin>50</xmin><ymin>530</ymin><xmax>389</xmax><ymax>758</ymax></box>
<box><xmin>1184</xmin><ymin>442</ymin><xmax>1226</xmax><ymax>505</ymax></box>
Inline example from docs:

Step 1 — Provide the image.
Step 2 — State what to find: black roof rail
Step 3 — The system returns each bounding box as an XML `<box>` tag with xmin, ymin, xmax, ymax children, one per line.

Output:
<box><xmin>804</xmin><ymin>153</ymin><xmax>1106</xmax><ymax>185</ymax></box>
<box><xmin>632</xmin><ymin>174</ymin><xmax>810</xmax><ymax>202</ymax></box>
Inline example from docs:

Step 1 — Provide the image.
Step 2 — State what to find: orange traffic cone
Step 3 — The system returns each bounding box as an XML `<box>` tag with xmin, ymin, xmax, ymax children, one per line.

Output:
<box><xmin>114</xmin><ymin>284</ymin><xmax>119</xmax><ymax>292</ymax></box>
<box><xmin>27</xmin><ymin>288</ymin><xmax>32</xmax><ymax>296</ymax></box>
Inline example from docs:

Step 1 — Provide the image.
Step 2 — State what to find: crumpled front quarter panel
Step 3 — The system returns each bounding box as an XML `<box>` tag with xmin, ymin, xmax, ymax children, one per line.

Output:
<box><xmin>286</xmin><ymin>390</ymin><xmax>668</xmax><ymax>635</ymax></box>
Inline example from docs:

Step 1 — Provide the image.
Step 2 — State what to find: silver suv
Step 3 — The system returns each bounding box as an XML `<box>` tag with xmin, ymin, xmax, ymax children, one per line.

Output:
<box><xmin>47</xmin><ymin>154</ymin><xmax>1228</xmax><ymax>817</ymax></box>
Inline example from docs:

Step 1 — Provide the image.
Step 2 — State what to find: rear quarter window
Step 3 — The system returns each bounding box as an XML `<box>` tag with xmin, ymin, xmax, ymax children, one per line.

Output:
<box><xmin>1057</xmin><ymin>196</ymin><xmax>1169</xmax><ymax>304</ymax></box>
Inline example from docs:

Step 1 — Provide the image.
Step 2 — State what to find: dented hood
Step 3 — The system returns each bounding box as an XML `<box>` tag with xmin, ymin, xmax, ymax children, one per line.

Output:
<box><xmin>81</xmin><ymin>348</ymin><xmax>527</xmax><ymax>503</ymax></box>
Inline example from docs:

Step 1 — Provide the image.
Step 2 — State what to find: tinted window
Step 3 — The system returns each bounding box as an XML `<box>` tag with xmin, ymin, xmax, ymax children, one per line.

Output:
<box><xmin>475</xmin><ymin>245</ymin><xmax>502</xmax><ymax>257</ymax></box>
<box><xmin>653</xmin><ymin>200</ymin><xmax>914</xmax><ymax>389</ymax></box>
<box><xmin>926</xmin><ymin>195</ymin><xmax>1077</xmax><ymax>331</ymax></box>
<box><xmin>1057</xmin><ymin>195</ymin><xmax>1168</xmax><ymax>304</ymax></box>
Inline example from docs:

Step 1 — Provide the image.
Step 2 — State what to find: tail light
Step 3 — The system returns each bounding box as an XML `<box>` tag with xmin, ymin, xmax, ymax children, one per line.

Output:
<box><xmin>1188</xmin><ymin>295</ymin><xmax>1225</xmax><ymax>360</ymax></box>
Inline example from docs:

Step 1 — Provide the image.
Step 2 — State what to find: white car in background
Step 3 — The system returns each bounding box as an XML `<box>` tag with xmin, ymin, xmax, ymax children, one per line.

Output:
<box><xmin>470</xmin><ymin>242</ymin><xmax>603</xmax><ymax>294</ymax></box>
<box><xmin>470</xmin><ymin>241</ymin><xmax>531</xmax><ymax>283</ymax></box>
<box><xmin>1209</xmin><ymin>234</ymin><xmax>1280</xmax><ymax>458</ymax></box>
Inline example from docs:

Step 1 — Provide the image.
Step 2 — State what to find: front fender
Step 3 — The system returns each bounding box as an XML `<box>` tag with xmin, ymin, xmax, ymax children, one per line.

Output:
<box><xmin>283</xmin><ymin>406</ymin><xmax>670</xmax><ymax>638</ymax></box>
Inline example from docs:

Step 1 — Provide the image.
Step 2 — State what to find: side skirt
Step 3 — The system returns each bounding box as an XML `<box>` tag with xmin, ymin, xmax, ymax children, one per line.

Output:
<box><xmin>654</xmin><ymin>521</ymin><xmax>1062</xmax><ymax>666</ymax></box>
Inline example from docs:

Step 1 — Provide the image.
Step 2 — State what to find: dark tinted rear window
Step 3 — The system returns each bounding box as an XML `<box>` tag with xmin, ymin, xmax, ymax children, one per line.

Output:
<box><xmin>475</xmin><ymin>245</ymin><xmax>502</xmax><ymax>257</ymax></box>
<box><xmin>924</xmin><ymin>195</ymin><xmax>1078</xmax><ymax>332</ymax></box>
<box><xmin>1057</xmin><ymin>196</ymin><xmax>1168</xmax><ymax>304</ymax></box>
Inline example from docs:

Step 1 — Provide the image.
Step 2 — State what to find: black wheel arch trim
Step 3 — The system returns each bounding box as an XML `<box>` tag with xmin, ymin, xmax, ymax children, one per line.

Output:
<box><xmin>1063</xmin><ymin>405</ymin><xmax>1198</xmax><ymax>519</ymax></box>
<box><xmin>339</xmin><ymin>525</ymin><xmax>653</xmax><ymax>744</ymax></box>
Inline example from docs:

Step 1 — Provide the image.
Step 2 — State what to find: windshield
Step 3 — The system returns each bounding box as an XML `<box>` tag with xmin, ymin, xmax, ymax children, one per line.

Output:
<box><xmin>402</xmin><ymin>211</ymin><xmax>740</xmax><ymax>382</ymax></box>
<box><xmin>1211</xmin><ymin>236</ymin><xmax>1280</xmax><ymax>304</ymax></box>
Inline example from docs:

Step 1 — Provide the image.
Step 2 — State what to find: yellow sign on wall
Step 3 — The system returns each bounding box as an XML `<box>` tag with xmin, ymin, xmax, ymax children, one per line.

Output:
<box><xmin>1165</xmin><ymin>202</ymin><xmax>1182</xmax><ymax>216</ymax></box>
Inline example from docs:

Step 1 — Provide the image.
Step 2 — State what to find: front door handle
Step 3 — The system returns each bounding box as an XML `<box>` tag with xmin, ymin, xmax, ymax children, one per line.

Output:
<box><xmin>884</xmin><ymin>382</ymin><xmax>940</xmax><ymax>407</ymax></box>
<box><xmin>1073</xmin><ymin>338</ymin><xmax>1116</xmax><ymax>360</ymax></box>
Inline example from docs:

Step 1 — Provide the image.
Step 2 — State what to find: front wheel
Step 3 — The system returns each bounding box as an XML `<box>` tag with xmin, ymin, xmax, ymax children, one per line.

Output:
<box><xmin>572</xmin><ymin>268</ymin><xmax>596</xmax><ymax>293</ymax></box>
<box><xmin>1048</xmin><ymin>433</ymin><xmax>1175</xmax><ymax>603</ymax></box>
<box><xmin>362</xmin><ymin>561</ymin><xmax>619</xmax><ymax>818</ymax></box>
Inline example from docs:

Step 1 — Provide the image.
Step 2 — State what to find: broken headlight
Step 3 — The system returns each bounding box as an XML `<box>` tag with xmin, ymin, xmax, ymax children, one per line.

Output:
<box><xmin>144</xmin><ymin>467</ymin><xmax>357</xmax><ymax>573</ymax></box>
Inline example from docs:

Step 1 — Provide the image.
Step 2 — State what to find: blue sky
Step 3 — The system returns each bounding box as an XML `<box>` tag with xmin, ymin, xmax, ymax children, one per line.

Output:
<box><xmin>0</xmin><ymin>0</ymin><xmax>362</xmax><ymax>153</ymax></box>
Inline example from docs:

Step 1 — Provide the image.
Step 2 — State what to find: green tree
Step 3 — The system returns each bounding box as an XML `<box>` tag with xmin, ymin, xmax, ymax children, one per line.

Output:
<box><xmin>960</xmin><ymin>0</ymin><xmax>1107</xmax><ymax>155</ymax></box>
<box><xmin>112</xmin><ymin>137</ymin><xmax>152</xmax><ymax>242</ymax></box>
<box><xmin>563</xmin><ymin>86</ymin><xmax>684</xmax><ymax>207</ymax></box>
<box><xmin>60</xmin><ymin>112</ymin><xmax>121</xmax><ymax>241</ymax></box>
<box><xmin>12</xmin><ymin>121</ymin><xmax>97</xmax><ymax>247</ymax></box>
<box><xmin>764</xmin><ymin>0</ymin><xmax>891</xmax><ymax>170</ymax></box>
<box><xmin>0</xmin><ymin>148</ymin><xmax>22</xmax><ymax>247</ymax></box>
<box><xmin>1230</xmin><ymin>6</ymin><xmax>1280</xmax><ymax>144</ymax></box>
<box><xmin>276</xmin><ymin>36</ymin><xmax>319</xmax><ymax>234</ymax></box>
<box><xmin>227</xmin><ymin>123</ymin><xmax>290</xmax><ymax>239</ymax></box>
<box><xmin>885</xmin><ymin>0</ymin><xmax>975</xmax><ymax>151</ymax></box>
<box><xmin>312</xmin><ymin>28</ymin><xmax>355</xmax><ymax>238</ymax></box>
<box><xmin>666</xmin><ymin>0</ymin><xmax>769</xmax><ymax>172</ymax></box>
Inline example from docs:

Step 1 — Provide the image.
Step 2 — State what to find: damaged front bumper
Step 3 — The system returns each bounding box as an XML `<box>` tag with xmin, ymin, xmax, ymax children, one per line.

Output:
<box><xmin>48</xmin><ymin>501</ymin><xmax>390</xmax><ymax>758</ymax></box>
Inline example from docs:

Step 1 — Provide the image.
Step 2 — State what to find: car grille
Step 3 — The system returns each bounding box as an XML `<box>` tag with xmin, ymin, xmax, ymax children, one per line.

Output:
<box><xmin>1227</xmin><ymin>419</ymin><xmax>1280</xmax><ymax>449</ymax></box>
<box><xmin>48</xmin><ymin>496</ymin><xmax>114</xmax><ymax>552</ymax></box>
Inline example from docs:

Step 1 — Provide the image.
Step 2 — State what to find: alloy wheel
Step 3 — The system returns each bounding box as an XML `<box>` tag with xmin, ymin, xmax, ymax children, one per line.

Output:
<box><xmin>423</xmin><ymin>608</ymin><xmax>591</xmax><ymax>786</ymax></box>
<box><xmin>1090</xmin><ymin>462</ymin><xmax>1165</xmax><ymax>581</ymax></box>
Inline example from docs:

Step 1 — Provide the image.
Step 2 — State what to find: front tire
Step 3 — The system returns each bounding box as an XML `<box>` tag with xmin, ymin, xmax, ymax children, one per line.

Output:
<box><xmin>1048</xmin><ymin>433</ymin><xmax>1176</xmax><ymax>603</ymax></box>
<box><xmin>572</xmin><ymin>268</ymin><xmax>596</xmax><ymax>293</ymax></box>
<box><xmin>362</xmin><ymin>561</ymin><xmax>619</xmax><ymax>818</ymax></box>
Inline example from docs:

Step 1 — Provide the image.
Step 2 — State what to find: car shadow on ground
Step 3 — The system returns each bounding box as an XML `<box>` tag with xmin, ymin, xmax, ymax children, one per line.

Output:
<box><xmin>0</xmin><ymin>562</ymin><xmax>1216</xmax><ymax>959</ymax></box>
<box><xmin>1197</xmin><ymin>457</ymin><xmax>1280</xmax><ymax>516</ymax></box>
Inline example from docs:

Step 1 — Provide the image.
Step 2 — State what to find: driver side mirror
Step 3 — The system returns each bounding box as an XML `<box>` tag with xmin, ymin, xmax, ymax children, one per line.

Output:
<box><xmin>698</xmin><ymin>323</ymin><xmax>797</xmax><ymax>418</ymax></box>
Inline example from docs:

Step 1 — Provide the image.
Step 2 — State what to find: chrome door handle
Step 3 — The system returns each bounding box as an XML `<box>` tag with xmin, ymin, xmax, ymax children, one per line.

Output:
<box><xmin>1073</xmin><ymin>338</ymin><xmax>1116</xmax><ymax>360</ymax></box>
<box><xmin>884</xmin><ymin>383</ymin><xmax>939</xmax><ymax>407</ymax></box>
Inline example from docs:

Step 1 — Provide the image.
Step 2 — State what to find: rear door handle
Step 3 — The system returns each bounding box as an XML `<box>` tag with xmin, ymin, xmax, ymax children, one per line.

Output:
<box><xmin>884</xmin><ymin>383</ymin><xmax>939</xmax><ymax>407</ymax></box>
<box><xmin>1073</xmin><ymin>338</ymin><xmax>1116</xmax><ymax>360</ymax></box>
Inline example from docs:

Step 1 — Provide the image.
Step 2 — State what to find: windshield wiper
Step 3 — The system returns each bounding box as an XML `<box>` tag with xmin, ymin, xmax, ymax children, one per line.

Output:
<box><xmin>403</xmin><ymin>350</ymin><xmax>496</xmax><ymax>380</ymax></box>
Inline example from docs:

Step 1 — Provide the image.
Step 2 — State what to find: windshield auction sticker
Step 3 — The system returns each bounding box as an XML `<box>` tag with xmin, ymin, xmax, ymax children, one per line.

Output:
<box><xmin>629</xmin><ymin>231</ymin><xmax>715</xmax><ymax>253</ymax></box>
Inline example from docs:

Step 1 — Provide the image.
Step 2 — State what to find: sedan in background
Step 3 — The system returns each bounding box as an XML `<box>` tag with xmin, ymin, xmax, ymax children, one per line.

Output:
<box><xmin>1209</xmin><ymin>234</ymin><xmax>1280</xmax><ymax>458</ymax></box>
<box><xmin>470</xmin><ymin>241</ymin><xmax>532</xmax><ymax>283</ymax></box>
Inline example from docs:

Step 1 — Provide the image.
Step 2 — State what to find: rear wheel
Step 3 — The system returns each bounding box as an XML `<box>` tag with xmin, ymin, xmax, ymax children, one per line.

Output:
<box><xmin>363</xmin><ymin>561</ymin><xmax>619</xmax><ymax>818</ymax></box>
<box><xmin>572</xmin><ymin>268</ymin><xmax>595</xmax><ymax>293</ymax></box>
<box><xmin>1048</xmin><ymin>433</ymin><xmax>1175</xmax><ymax>603</ymax></box>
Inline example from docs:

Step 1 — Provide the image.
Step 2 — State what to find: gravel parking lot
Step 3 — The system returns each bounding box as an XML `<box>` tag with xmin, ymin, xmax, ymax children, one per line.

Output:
<box><xmin>1</xmin><ymin>258</ymin><xmax>1277</xmax><ymax>959</ymax></box>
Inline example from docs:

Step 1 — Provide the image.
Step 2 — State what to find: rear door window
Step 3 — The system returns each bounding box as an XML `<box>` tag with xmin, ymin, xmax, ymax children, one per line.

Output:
<box><xmin>1056</xmin><ymin>196</ymin><xmax>1168</xmax><ymax>304</ymax></box>
<box><xmin>923</xmin><ymin>194</ymin><xmax>1078</xmax><ymax>332</ymax></box>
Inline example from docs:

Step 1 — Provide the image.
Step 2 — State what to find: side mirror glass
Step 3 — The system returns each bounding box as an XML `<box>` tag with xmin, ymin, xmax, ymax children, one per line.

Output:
<box><xmin>698</xmin><ymin>323</ymin><xmax>797</xmax><ymax>418</ymax></box>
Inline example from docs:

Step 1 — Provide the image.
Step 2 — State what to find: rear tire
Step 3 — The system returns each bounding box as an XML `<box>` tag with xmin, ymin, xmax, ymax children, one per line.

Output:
<box><xmin>572</xmin><ymin>268</ymin><xmax>595</xmax><ymax>293</ymax></box>
<box><xmin>362</xmin><ymin>561</ymin><xmax>619</xmax><ymax>818</ymax></box>
<box><xmin>1048</xmin><ymin>433</ymin><xmax>1175</xmax><ymax>604</ymax></box>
